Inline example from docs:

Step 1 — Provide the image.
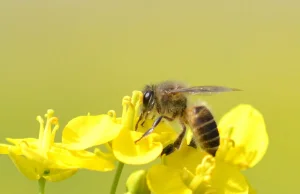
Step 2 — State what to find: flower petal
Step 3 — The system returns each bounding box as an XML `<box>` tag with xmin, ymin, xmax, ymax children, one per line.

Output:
<box><xmin>112</xmin><ymin>128</ymin><xmax>163</xmax><ymax>165</ymax></box>
<box><xmin>0</xmin><ymin>144</ymin><xmax>10</xmax><ymax>154</ymax></box>
<box><xmin>43</xmin><ymin>168</ymin><xmax>77</xmax><ymax>182</ymax></box>
<box><xmin>163</xmin><ymin>142</ymin><xmax>205</xmax><ymax>173</ymax></box>
<box><xmin>6</xmin><ymin>138</ymin><xmax>38</xmax><ymax>147</ymax></box>
<box><xmin>62</xmin><ymin>115</ymin><xmax>121</xmax><ymax>150</ymax></box>
<box><xmin>8</xmin><ymin>145</ymin><xmax>78</xmax><ymax>182</ymax></box>
<box><xmin>217</xmin><ymin>104</ymin><xmax>269</xmax><ymax>169</ymax></box>
<box><xmin>147</xmin><ymin>165</ymin><xmax>192</xmax><ymax>194</ymax></box>
<box><xmin>48</xmin><ymin>146</ymin><xmax>115</xmax><ymax>171</ymax></box>
<box><xmin>211</xmin><ymin>160</ymin><xmax>249</xmax><ymax>194</ymax></box>
<box><xmin>8</xmin><ymin>146</ymin><xmax>41</xmax><ymax>180</ymax></box>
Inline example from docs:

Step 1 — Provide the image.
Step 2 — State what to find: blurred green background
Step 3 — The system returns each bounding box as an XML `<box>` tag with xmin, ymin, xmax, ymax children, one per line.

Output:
<box><xmin>0</xmin><ymin>0</ymin><xmax>299</xmax><ymax>193</ymax></box>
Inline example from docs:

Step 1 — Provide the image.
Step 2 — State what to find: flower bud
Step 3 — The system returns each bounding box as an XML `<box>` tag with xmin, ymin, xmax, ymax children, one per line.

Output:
<box><xmin>126</xmin><ymin>170</ymin><xmax>150</xmax><ymax>194</ymax></box>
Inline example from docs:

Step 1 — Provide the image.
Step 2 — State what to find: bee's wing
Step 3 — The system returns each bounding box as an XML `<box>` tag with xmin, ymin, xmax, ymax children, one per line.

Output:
<box><xmin>169</xmin><ymin>86</ymin><xmax>241</xmax><ymax>95</ymax></box>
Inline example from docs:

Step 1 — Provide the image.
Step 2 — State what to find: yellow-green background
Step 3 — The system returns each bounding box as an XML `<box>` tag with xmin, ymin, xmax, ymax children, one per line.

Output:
<box><xmin>0</xmin><ymin>1</ymin><xmax>299</xmax><ymax>193</ymax></box>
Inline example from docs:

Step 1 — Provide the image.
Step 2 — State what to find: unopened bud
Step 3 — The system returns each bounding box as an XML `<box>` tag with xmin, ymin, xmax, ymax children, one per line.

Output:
<box><xmin>126</xmin><ymin>170</ymin><xmax>150</xmax><ymax>194</ymax></box>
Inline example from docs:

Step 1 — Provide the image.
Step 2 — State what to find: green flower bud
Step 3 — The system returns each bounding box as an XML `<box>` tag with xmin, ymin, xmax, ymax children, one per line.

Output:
<box><xmin>126</xmin><ymin>170</ymin><xmax>150</xmax><ymax>194</ymax></box>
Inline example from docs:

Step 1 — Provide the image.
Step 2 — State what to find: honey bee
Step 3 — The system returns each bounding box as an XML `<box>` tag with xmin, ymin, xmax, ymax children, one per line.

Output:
<box><xmin>135</xmin><ymin>81</ymin><xmax>241</xmax><ymax>156</ymax></box>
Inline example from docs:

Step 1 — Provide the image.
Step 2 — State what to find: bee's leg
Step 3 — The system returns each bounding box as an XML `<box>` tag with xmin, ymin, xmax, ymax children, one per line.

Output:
<box><xmin>188</xmin><ymin>138</ymin><xmax>197</xmax><ymax>149</ymax></box>
<box><xmin>140</xmin><ymin>111</ymin><xmax>150</xmax><ymax>127</ymax></box>
<box><xmin>135</xmin><ymin>116</ymin><xmax>163</xmax><ymax>143</ymax></box>
<box><xmin>135</xmin><ymin>115</ymin><xmax>175</xmax><ymax>143</ymax></box>
<box><xmin>173</xmin><ymin>121</ymin><xmax>187</xmax><ymax>150</ymax></box>
<box><xmin>161</xmin><ymin>143</ymin><xmax>176</xmax><ymax>156</ymax></box>
<box><xmin>135</xmin><ymin>112</ymin><xmax>144</xmax><ymax>131</ymax></box>
<box><xmin>162</xmin><ymin>116</ymin><xmax>175</xmax><ymax>122</ymax></box>
<box><xmin>161</xmin><ymin>122</ymin><xmax>187</xmax><ymax>156</ymax></box>
<box><xmin>162</xmin><ymin>136</ymin><xmax>197</xmax><ymax>156</ymax></box>
<box><xmin>136</xmin><ymin>111</ymin><xmax>152</xmax><ymax>131</ymax></box>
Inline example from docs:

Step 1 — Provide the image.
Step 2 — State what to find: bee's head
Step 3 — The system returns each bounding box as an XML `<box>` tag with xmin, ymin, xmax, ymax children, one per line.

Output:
<box><xmin>142</xmin><ymin>85</ymin><xmax>155</xmax><ymax>112</ymax></box>
<box><xmin>135</xmin><ymin>85</ymin><xmax>156</xmax><ymax>130</ymax></box>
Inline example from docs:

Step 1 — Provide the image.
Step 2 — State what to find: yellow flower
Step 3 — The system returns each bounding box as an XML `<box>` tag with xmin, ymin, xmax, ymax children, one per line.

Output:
<box><xmin>216</xmin><ymin>104</ymin><xmax>269</xmax><ymax>170</ymax></box>
<box><xmin>60</xmin><ymin>91</ymin><xmax>176</xmax><ymax>165</ymax></box>
<box><xmin>147</xmin><ymin>143</ymin><xmax>250</xmax><ymax>194</ymax></box>
<box><xmin>0</xmin><ymin>110</ymin><xmax>77</xmax><ymax>181</ymax></box>
<box><xmin>112</xmin><ymin>91</ymin><xmax>177</xmax><ymax>165</ymax></box>
<box><xmin>137</xmin><ymin>104</ymin><xmax>267</xmax><ymax>194</ymax></box>
<box><xmin>0</xmin><ymin>109</ymin><xmax>114</xmax><ymax>182</ymax></box>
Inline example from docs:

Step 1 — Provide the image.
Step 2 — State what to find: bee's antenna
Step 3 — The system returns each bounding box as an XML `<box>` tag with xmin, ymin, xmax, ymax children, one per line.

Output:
<box><xmin>231</xmin><ymin>88</ymin><xmax>243</xmax><ymax>91</ymax></box>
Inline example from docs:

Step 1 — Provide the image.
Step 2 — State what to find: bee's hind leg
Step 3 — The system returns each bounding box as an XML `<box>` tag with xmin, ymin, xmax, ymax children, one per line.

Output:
<box><xmin>188</xmin><ymin>138</ymin><xmax>197</xmax><ymax>148</ymax></box>
<box><xmin>161</xmin><ymin>121</ymin><xmax>187</xmax><ymax>156</ymax></box>
<box><xmin>161</xmin><ymin>143</ymin><xmax>176</xmax><ymax>156</ymax></box>
<box><xmin>173</xmin><ymin>121</ymin><xmax>187</xmax><ymax>149</ymax></box>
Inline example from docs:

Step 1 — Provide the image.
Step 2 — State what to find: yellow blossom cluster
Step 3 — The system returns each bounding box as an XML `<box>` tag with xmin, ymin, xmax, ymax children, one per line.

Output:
<box><xmin>0</xmin><ymin>91</ymin><xmax>268</xmax><ymax>194</ymax></box>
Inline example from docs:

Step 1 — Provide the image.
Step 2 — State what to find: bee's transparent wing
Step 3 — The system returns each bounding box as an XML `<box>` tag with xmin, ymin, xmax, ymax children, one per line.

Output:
<box><xmin>169</xmin><ymin>86</ymin><xmax>241</xmax><ymax>95</ymax></box>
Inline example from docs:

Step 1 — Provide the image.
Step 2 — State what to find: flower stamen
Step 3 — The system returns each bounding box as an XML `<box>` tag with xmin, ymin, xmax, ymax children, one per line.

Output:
<box><xmin>132</xmin><ymin>91</ymin><xmax>143</xmax><ymax>119</ymax></box>
<box><xmin>216</xmin><ymin>138</ymin><xmax>235</xmax><ymax>159</ymax></box>
<box><xmin>121</xmin><ymin>96</ymin><xmax>135</xmax><ymax>129</ymax></box>
<box><xmin>42</xmin><ymin>117</ymin><xmax>58</xmax><ymax>152</ymax></box>
<box><xmin>50</xmin><ymin>122</ymin><xmax>59</xmax><ymax>148</ymax></box>
<box><xmin>107</xmin><ymin>110</ymin><xmax>117</xmax><ymax>119</ymax></box>
<box><xmin>189</xmin><ymin>155</ymin><xmax>216</xmax><ymax>191</ymax></box>
<box><xmin>37</xmin><ymin>116</ymin><xmax>45</xmax><ymax>147</ymax></box>
<box><xmin>36</xmin><ymin>109</ymin><xmax>59</xmax><ymax>154</ymax></box>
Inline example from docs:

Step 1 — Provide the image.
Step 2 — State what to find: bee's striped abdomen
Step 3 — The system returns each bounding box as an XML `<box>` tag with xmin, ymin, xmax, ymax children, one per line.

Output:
<box><xmin>186</xmin><ymin>106</ymin><xmax>220</xmax><ymax>156</ymax></box>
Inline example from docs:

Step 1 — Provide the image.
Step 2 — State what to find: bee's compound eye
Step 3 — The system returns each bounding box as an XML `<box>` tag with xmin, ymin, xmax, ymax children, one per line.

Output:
<box><xmin>143</xmin><ymin>91</ymin><xmax>154</xmax><ymax>106</ymax></box>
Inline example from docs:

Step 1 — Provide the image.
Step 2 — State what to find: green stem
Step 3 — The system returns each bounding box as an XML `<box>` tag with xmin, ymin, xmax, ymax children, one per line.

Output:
<box><xmin>38</xmin><ymin>178</ymin><xmax>46</xmax><ymax>194</ymax></box>
<box><xmin>110</xmin><ymin>161</ymin><xmax>125</xmax><ymax>194</ymax></box>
